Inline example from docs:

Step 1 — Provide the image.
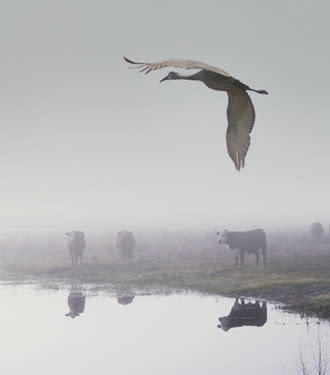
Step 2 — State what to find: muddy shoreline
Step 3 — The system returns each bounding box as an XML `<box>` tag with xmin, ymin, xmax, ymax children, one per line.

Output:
<box><xmin>1</xmin><ymin>264</ymin><xmax>329</xmax><ymax>319</ymax></box>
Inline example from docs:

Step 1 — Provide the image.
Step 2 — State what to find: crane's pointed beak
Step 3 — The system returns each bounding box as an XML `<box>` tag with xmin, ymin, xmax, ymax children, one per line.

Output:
<box><xmin>160</xmin><ymin>75</ymin><xmax>168</xmax><ymax>83</ymax></box>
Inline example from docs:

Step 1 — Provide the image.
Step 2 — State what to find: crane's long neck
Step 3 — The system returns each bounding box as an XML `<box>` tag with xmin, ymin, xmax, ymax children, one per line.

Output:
<box><xmin>171</xmin><ymin>71</ymin><xmax>204</xmax><ymax>81</ymax></box>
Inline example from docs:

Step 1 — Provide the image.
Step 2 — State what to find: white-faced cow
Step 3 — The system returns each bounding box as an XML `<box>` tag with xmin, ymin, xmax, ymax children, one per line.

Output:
<box><xmin>218</xmin><ymin>298</ymin><xmax>267</xmax><ymax>331</ymax></box>
<box><xmin>116</xmin><ymin>230</ymin><xmax>136</xmax><ymax>259</ymax></box>
<box><xmin>65</xmin><ymin>289</ymin><xmax>86</xmax><ymax>318</ymax></box>
<box><xmin>65</xmin><ymin>231</ymin><xmax>86</xmax><ymax>266</ymax></box>
<box><xmin>217</xmin><ymin>229</ymin><xmax>266</xmax><ymax>267</ymax></box>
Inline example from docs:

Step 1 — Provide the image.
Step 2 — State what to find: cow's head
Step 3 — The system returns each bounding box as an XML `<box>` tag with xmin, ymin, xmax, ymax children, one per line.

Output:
<box><xmin>118</xmin><ymin>229</ymin><xmax>128</xmax><ymax>237</ymax></box>
<box><xmin>217</xmin><ymin>229</ymin><xmax>229</xmax><ymax>245</ymax></box>
<box><xmin>65</xmin><ymin>232</ymin><xmax>74</xmax><ymax>243</ymax></box>
<box><xmin>65</xmin><ymin>310</ymin><xmax>80</xmax><ymax>318</ymax></box>
<box><xmin>66</xmin><ymin>231</ymin><xmax>84</xmax><ymax>240</ymax></box>
<box><xmin>218</xmin><ymin>316</ymin><xmax>230</xmax><ymax>331</ymax></box>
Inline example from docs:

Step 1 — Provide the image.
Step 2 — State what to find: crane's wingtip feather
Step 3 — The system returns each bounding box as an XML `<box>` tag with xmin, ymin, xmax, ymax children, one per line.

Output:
<box><xmin>123</xmin><ymin>56</ymin><xmax>142</xmax><ymax>65</ymax></box>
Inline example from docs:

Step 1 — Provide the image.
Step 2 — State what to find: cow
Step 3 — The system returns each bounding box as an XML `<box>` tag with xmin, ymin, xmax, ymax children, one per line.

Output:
<box><xmin>116</xmin><ymin>230</ymin><xmax>136</xmax><ymax>259</ymax></box>
<box><xmin>218</xmin><ymin>298</ymin><xmax>267</xmax><ymax>331</ymax></box>
<box><xmin>117</xmin><ymin>295</ymin><xmax>135</xmax><ymax>305</ymax></box>
<box><xmin>217</xmin><ymin>229</ymin><xmax>266</xmax><ymax>267</ymax></box>
<box><xmin>65</xmin><ymin>290</ymin><xmax>86</xmax><ymax>318</ymax></box>
<box><xmin>65</xmin><ymin>231</ymin><xmax>86</xmax><ymax>266</ymax></box>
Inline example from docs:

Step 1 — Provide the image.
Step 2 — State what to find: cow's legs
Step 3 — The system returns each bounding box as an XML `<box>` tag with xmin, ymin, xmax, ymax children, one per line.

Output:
<box><xmin>256</xmin><ymin>249</ymin><xmax>260</xmax><ymax>267</ymax></box>
<box><xmin>262</xmin><ymin>248</ymin><xmax>266</xmax><ymax>267</ymax></box>
<box><xmin>122</xmin><ymin>247</ymin><xmax>127</xmax><ymax>259</ymax></box>
<box><xmin>233</xmin><ymin>248</ymin><xmax>240</xmax><ymax>267</ymax></box>
<box><xmin>239</xmin><ymin>251</ymin><xmax>245</xmax><ymax>267</ymax></box>
<box><xmin>232</xmin><ymin>298</ymin><xmax>240</xmax><ymax>312</ymax></box>
<box><xmin>215</xmin><ymin>248</ymin><xmax>220</xmax><ymax>269</ymax></box>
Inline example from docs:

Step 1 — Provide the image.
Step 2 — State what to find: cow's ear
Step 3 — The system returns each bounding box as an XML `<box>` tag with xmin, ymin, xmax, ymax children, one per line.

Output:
<box><xmin>65</xmin><ymin>232</ymin><xmax>70</xmax><ymax>236</ymax></box>
<box><xmin>216</xmin><ymin>232</ymin><xmax>220</xmax><ymax>235</ymax></box>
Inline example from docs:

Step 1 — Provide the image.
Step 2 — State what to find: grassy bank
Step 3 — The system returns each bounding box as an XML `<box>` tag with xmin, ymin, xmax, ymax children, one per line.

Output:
<box><xmin>1</xmin><ymin>260</ymin><xmax>329</xmax><ymax>319</ymax></box>
<box><xmin>1</xmin><ymin>229</ymin><xmax>329</xmax><ymax>317</ymax></box>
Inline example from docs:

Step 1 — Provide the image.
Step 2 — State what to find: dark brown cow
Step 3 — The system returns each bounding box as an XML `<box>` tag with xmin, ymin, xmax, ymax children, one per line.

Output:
<box><xmin>217</xmin><ymin>229</ymin><xmax>266</xmax><ymax>267</ymax></box>
<box><xmin>116</xmin><ymin>230</ymin><xmax>136</xmax><ymax>259</ymax></box>
<box><xmin>218</xmin><ymin>298</ymin><xmax>267</xmax><ymax>331</ymax></box>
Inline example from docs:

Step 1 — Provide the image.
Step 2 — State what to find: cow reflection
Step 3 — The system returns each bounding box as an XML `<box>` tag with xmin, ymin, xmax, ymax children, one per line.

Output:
<box><xmin>218</xmin><ymin>298</ymin><xmax>267</xmax><ymax>331</ymax></box>
<box><xmin>65</xmin><ymin>289</ymin><xmax>86</xmax><ymax>318</ymax></box>
<box><xmin>117</xmin><ymin>295</ymin><xmax>135</xmax><ymax>305</ymax></box>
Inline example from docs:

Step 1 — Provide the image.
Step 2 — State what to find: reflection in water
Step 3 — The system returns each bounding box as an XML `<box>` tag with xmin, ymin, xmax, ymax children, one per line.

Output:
<box><xmin>115</xmin><ymin>287</ymin><xmax>135</xmax><ymax>305</ymax></box>
<box><xmin>218</xmin><ymin>298</ymin><xmax>267</xmax><ymax>331</ymax></box>
<box><xmin>117</xmin><ymin>295</ymin><xmax>135</xmax><ymax>305</ymax></box>
<box><xmin>65</xmin><ymin>288</ymin><xmax>86</xmax><ymax>318</ymax></box>
<box><xmin>0</xmin><ymin>285</ymin><xmax>328</xmax><ymax>375</ymax></box>
<box><xmin>298</xmin><ymin>326</ymin><xmax>329</xmax><ymax>375</ymax></box>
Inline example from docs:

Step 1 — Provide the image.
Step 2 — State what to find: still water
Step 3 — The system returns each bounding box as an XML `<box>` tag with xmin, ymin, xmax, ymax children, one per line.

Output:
<box><xmin>0</xmin><ymin>284</ymin><xmax>328</xmax><ymax>375</ymax></box>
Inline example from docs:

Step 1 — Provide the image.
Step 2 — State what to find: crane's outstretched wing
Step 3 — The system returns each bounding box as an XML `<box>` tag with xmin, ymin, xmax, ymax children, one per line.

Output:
<box><xmin>226</xmin><ymin>89</ymin><xmax>256</xmax><ymax>171</ymax></box>
<box><xmin>124</xmin><ymin>57</ymin><xmax>231</xmax><ymax>78</ymax></box>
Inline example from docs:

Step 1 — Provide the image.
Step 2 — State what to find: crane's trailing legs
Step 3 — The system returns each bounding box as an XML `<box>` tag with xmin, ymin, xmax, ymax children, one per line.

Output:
<box><xmin>248</xmin><ymin>88</ymin><xmax>268</xmax><ymax>95</ymax></box>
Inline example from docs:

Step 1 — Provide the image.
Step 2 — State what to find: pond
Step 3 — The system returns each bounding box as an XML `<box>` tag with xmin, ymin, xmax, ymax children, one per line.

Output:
<box><xmin>0</xmin><ymin>283</ymin><xmax>328</xmax><ymax>375</ymax></box>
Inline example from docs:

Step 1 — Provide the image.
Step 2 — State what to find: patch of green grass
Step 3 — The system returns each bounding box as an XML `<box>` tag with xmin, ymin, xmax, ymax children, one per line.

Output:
<box><xmin>1</xmin><ymin>258</ymin><xmax>329</xmax><ymax>319</ymax></box>
<box><xmin>287</xmin><ymin>295</ymin><xmax>330</xmax><ymax>319</ymax></box>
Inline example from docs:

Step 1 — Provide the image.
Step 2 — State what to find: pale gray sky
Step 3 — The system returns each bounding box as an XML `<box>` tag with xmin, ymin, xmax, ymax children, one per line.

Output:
<box><xmin>0</xmin><ymin>0</ymin><xmax>329</xmax><ymax>231</ymax></box>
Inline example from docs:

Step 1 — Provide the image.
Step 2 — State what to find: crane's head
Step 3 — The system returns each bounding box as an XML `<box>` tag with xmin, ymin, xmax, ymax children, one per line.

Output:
<box><xmin>160</xmin><ymin>71</ymin><xmax>179</xmax><ymax>82</ymax></box>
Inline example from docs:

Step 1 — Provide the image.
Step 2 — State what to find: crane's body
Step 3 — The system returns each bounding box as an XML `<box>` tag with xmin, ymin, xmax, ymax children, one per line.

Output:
<box><xmin>124</xmin><ymin>57</ymin><xmax>268</xmax><ymax>171</ymax></box>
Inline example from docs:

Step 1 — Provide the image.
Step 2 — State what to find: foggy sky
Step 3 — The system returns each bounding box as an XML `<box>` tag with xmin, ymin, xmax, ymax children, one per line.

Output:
<box><xmin>1</xmin><ymin>0</ymin><xmax>329</xmax><ymax>232</ymax></box>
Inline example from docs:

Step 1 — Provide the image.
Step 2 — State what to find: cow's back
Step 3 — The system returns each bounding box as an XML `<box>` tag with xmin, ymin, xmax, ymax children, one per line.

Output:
<box><xmin>229</xmin><ymin>229</ymin><xmax>266</xmax><ymax>252</ymax></box>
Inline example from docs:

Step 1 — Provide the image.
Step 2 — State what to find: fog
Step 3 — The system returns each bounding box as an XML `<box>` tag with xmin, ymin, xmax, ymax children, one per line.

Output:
<box><xmin>1</xmin><ymin>0</ymin><xmax>329</xmax><ymax>232</ymax></box>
